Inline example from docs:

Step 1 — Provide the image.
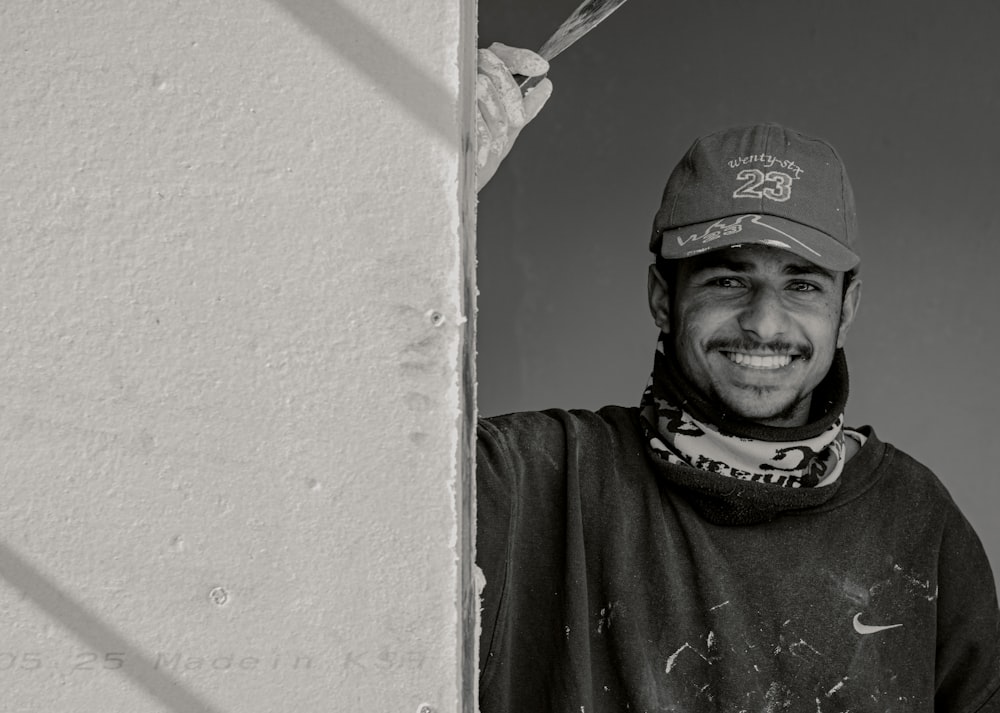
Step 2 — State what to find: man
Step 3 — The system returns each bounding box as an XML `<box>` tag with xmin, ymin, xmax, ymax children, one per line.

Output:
<box><xmin>475</xmin><ymin>45</ymin><xmax>1000</xmax><ymax>711</ymax></box>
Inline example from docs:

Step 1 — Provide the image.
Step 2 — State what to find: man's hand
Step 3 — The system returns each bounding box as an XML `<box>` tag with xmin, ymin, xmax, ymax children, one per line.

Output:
<box><xmin>477</xmin><ymin>43</ymin><xmax>553</xmax><ymax>191</ymax></box>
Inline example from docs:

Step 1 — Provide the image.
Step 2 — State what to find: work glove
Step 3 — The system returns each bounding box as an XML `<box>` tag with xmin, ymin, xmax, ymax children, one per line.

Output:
<box><xmin>477</xmin><ymin>43</ymin><xmax>553</xmax><ymax>191</ymax></box>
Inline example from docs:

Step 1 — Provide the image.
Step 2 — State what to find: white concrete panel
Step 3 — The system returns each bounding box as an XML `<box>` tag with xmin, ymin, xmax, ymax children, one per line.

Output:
<box><xmin>0</xmin><ymin>0</ymin><xmax>472</xmax><ymax>710</ymax></box>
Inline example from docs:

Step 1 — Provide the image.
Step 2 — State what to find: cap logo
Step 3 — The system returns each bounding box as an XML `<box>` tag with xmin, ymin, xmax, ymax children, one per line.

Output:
<box><xmin>676</xmin><ymin>215</ymin><xmax>753</xmax><ymax>247</ymax></box>
<box><xmin>728</xmin><ymin>153</ymin><xmax>804</xmax><ymax>179</ymax></box>
<box><xmin>675</xmin><ymin>214</ymin><xmax>823</xmax><ymax>258</ymax></box>
<box><xmin>729</xmin><ymin>155</ymin><xmax>804</xmax><ymax>204</ymax></box>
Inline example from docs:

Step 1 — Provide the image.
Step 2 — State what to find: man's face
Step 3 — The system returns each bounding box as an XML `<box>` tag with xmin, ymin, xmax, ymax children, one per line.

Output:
<box><xmin>648</xmin><ymin>245</ymin><xmax>861</xmax><ymax>427</ymax></box>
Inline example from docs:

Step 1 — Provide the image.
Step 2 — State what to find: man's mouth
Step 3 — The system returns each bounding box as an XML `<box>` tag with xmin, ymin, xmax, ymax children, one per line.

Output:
<box><xmin>721</xmin><ymin>351</ymin><xmax>796</xmax><ymax>370</ymax></box>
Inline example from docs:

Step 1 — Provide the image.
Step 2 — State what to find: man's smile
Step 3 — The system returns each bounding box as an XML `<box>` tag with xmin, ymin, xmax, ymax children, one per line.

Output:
<box><xmin>720</xmin><ymin>351</ymin><xmax>798</xmax><ymax>370</ymax></box>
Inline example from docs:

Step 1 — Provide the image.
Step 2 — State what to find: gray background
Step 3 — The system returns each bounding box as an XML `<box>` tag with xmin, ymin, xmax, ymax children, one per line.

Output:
<box><xmin>478</xmin><ymin>1</ymin><xmax>1000</xmax><ymax>573</ymax></box>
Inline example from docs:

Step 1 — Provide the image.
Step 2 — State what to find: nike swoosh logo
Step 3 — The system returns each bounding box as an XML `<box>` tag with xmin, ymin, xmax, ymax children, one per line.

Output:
<box><xmin>853</xmin><ymin>612</ymin><xmax>903</xmax><ymax>635</ymax></box>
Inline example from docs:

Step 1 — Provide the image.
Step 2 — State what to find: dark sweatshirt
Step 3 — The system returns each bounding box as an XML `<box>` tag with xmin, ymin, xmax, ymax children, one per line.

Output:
<box><xmin>477</xmin><ymin>406</ymin><xmax>1000</xmax><ymax>712</ymax></box>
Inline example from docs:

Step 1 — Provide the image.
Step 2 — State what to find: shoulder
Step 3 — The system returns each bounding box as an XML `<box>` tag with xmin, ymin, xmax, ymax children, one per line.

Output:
<box><xmin>476</xmin><ymin>406</ymin><xmax>646</xmax><ymax>500</ymax></box>
<box><xmin>864</xmin><ymin>431</ymin><xmax>993</xmax><ymax>572</ymax></box>
<box><xmin>852</xmin><ymin>428</ymin><xmax>963</xmax><ymax>512</ymax></box>
<box><xmin>478</xmin><ymin>404</ymin><xmax>639</xmax><ymax>432</ymax></box>
<box><xmin>478</xmin><ymin>405</ymin><xmax>642</xmax><ymax>455</ymax></box>
<box><xmin>834</xmin><ymin>429</ymin><xmax>988</xmax><ymax>558</ymax></box>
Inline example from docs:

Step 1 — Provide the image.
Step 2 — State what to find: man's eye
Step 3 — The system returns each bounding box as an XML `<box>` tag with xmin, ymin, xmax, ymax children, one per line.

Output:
<box><xmin>709</xmin><ymin>277</ymin><xmax>744</xmax><ymax>288</ymax></box>
<box><xmin>787</xmin><ymin>281</ymin><xmax>819</xmax><ymax>292</ymax></box>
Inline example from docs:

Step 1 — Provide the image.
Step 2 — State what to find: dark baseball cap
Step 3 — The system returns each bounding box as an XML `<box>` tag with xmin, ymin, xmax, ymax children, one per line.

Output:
<box><xmin>650</xmin><ymin>123</ymin><xmax>860</xmax><ymax>272</ymax></box>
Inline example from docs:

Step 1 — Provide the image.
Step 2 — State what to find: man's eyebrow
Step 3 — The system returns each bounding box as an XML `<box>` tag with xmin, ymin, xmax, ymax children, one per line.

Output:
<box><xmin>690</xmin><ymin>256</ymin><xmax>754</xmax><ymax>273</ymax></box>
<box><xmin>688</xmin><ymin>255</ymin><xmax>837</xmax><ymax>281</ymax></box>
<box><xmin>781</xmin><ymin>263</ymin><xmax>837</xmax><ymax>281</ymax></box>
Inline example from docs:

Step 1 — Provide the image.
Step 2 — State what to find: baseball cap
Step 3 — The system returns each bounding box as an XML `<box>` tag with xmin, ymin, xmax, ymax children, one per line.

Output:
<box><xmin>650</xmin><ymin>123</ymin><xmax>860</xmax><ymax>272</ymax></box>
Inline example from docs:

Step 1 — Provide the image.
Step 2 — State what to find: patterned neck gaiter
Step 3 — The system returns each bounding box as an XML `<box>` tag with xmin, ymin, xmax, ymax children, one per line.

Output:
<box><xmin>640</xmin><ymin>333</ymin><xmax>851</xmax><ymax>489</ymax></box>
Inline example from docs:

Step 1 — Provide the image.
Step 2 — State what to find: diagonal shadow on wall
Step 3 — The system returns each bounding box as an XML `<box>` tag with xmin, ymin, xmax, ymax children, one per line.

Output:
<box><xmin>0</xmin><ymin>540</ymin><xmax>225</xmax><ymax>713</ymax></box>
<box><xmin>269</xmin><ymin>0</ymin><xmax>458</xmax><ymax>144</ymax></box>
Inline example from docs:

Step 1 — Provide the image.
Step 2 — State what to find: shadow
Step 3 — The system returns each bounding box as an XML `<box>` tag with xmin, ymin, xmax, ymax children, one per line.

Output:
<box><xmin>268</xmin><ymin>0</ymin><xmax>457</xmax><ymax>144</ymax></box>
<box><xmin>0</xmin><ymin>540</ymin><xmax>226</xmax><ymax>713</ymax></box>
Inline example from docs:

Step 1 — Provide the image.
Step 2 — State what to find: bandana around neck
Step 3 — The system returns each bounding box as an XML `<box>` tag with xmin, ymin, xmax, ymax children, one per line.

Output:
<box><xmin>640</xmin><ymin>333</ymin><xmax>851</xmax><ymax>489</ymax></box>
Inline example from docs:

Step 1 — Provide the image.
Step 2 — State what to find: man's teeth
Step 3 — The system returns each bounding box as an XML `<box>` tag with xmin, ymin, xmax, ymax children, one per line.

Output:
<box><xmin>724</xmin><ymin>352</ymin><xmax>793</xmax><ymax>369</ymax></box>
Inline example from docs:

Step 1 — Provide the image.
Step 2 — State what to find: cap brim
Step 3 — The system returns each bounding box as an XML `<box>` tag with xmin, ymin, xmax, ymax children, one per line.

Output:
<box><xmin>655</xmin><ymin>213</ymin><xmax>859</xmax><ymax>272</ymax></box>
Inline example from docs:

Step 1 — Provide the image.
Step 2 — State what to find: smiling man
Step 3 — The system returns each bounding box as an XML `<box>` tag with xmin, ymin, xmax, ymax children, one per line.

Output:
<box><xmin>475</xmin><ymin>46</ymin><xmax>1000</xmax><ymax>713</ymax></box>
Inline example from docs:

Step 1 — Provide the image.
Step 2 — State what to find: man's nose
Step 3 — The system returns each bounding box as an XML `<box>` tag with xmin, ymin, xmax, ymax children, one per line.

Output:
<box><xmin>737</xmin><ymin>287</ymin><xmax>789</xmax><ymax>342</ymax></box>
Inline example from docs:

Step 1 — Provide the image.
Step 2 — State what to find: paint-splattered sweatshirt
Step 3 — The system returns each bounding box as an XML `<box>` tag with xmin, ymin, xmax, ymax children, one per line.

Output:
<box><xmin>477</xmin><ymin>406</ymin><xmax>1000</xmax><ymax>712</ymax></box>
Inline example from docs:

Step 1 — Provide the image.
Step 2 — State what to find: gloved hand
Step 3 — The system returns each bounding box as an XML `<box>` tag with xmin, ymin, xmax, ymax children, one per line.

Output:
<box><xmin>477</xmin><ymin>43</ymin><xmax>553</xmax><ymax>191</ymax></box>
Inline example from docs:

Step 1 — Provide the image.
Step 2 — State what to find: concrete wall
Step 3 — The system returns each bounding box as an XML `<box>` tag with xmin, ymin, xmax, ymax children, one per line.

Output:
<box><xmin>0</xmin><ymin>1</ymin><xmax>475</xmax><ymax>711</ymax></box>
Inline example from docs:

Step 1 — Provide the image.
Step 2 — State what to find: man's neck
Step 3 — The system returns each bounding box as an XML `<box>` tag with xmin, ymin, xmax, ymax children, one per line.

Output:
<box><xmin>844</xmin><ymin>430</ymin><xmax>861</xmax><ymax>462</ymax></box>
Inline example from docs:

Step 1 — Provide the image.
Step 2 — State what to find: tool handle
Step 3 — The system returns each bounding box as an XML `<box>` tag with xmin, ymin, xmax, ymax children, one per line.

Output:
<box><xmin>515</xmin><ymin>73</ymin><xmax>546</xmax><ymax>94</ymax></box>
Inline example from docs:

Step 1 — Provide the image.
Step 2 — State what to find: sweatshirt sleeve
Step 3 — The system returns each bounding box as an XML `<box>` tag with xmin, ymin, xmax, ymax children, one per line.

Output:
<box><xmin>935</xmin><ymin>507</ymin><xmax>1000</xmax><ymax>712</ymax></box>
<box><xmin>475</xmin><ymin>411</ymin><xmax>572</xmax><ymax>685</ymax></box>
<box><xmin>475</xmin><ymin>416</ymin><xmax>518</xmax><ymax>681</ymax></box>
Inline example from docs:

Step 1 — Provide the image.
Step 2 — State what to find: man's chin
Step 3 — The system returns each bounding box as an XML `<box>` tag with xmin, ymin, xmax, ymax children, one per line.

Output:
<box><xmin>715</xmin><ymin>390</ymin><xmax>810</xmax><ymax>428</ymax></box>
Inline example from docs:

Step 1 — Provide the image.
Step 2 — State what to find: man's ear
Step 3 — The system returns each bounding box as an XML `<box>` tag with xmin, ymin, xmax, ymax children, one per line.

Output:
<box><xmin>837</xmin><ymin>275</ymin><xmax>862</xmax><ymax>348</ymax></box>
<box><xmin>648</xmin><ymin>264</ymin><xmax>671</xmax><ymax>334</ymax></box>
